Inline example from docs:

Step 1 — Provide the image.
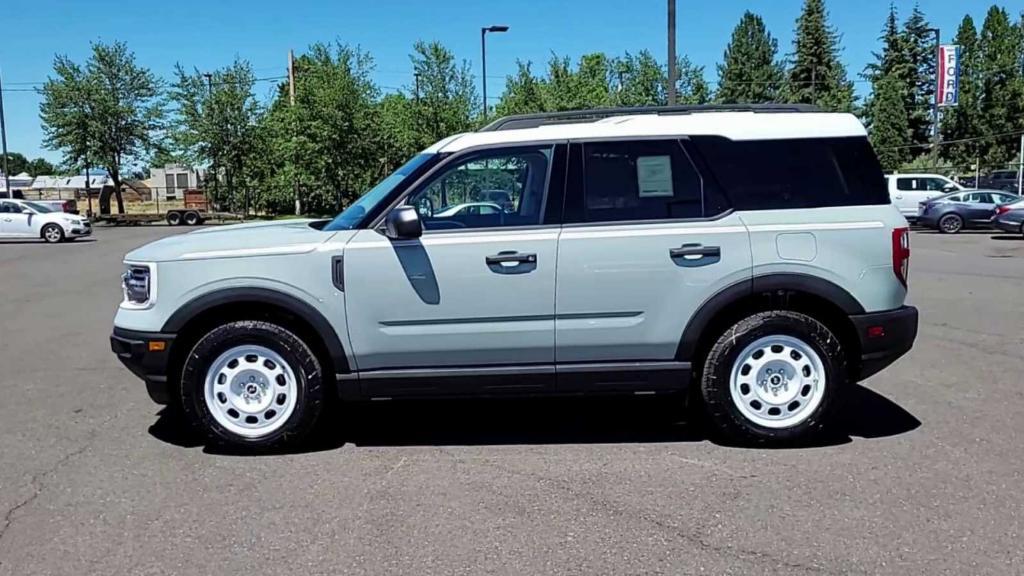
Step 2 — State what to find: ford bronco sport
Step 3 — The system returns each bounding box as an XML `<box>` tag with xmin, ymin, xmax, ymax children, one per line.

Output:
<box><xmin>110</xmin><ymin>105</ymin><xmax>919</xmax><ymax>450</ymax></box>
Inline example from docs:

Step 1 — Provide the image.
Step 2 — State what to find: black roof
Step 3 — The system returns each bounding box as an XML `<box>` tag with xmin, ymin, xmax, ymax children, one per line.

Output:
<box><xmin>479</xmin><ymin>104</ymin><xmax>823</xmax><ymax>132</ymax></box>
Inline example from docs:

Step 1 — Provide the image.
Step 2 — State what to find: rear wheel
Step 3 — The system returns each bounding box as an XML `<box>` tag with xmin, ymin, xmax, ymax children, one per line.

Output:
<box><xmin>938</xmin><ymin>213</ymin><xmax>963</xmax><ymax>234</ymax></box>
<box><xmin>166</xmin><ymin>211</ymin><xmax>182</xmax><ymax>226</ymax></box>
<box><xmin>180</xmin><ymin>320</ymin><xmax>325</xmax><ymax>451</ymax></box>
<box><xmin>699</xmin><ymin>311</ymin><xmax>847</xmax><ymax>445</ymax></box>
<box><xmin>183</xmin><ymin>211</ymin><xmax>201</xmax><ymax>226</ymax></box>
<box><xmin>41</xmin><ymin>224</ymin><xmax>65</xmax><ymax>244</ymax></box>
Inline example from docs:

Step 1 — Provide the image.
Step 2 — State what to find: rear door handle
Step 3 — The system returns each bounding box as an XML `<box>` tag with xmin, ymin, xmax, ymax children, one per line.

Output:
<box><xmin>670</xmin><ymin>244</ymin><xmax>721</xmax><ymax>267</ymax></box>
<box><xmin>486</xmin><ymin>251</ymin><xmax>537</xmax><ymax>265</ymax></box>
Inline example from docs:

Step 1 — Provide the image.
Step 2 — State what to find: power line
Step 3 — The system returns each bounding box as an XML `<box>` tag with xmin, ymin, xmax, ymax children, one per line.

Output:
<box><xmin>877</xmin><ymin>129</ymin><xmax>1024</xmax><ymax>151</ymax></box>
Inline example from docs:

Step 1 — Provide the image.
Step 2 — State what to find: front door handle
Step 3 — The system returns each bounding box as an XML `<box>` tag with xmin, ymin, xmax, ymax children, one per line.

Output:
<box><xmin>486</xmin><ymin>251</ymin><xmax>537</xmax><ymax>265</ymax></box>
<box><xmin>670</xmin><ymin>244</ymin><xmax>721</xmax><ymax>267</ymax></box>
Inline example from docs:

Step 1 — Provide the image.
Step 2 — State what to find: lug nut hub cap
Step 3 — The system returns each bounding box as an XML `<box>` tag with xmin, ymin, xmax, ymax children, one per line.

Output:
<box><xmin>204</xmin><ymin>345</ymin><xmax>298</xmax><ymax>438</ymax></box>
<box><xmin>729</xmin><ymin>335</ymin><xmax>827</xmax><ymax>429</ymax></box>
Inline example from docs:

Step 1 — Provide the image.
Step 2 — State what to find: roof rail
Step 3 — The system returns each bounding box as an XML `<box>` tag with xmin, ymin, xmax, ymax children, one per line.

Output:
<box><xmin>479</xmin><ymin>104</ymin><xmax>823</xmax><ymax>132</ymax></box>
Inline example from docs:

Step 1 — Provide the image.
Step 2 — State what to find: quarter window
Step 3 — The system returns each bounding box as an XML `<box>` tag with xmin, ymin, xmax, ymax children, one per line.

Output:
<box><xmin>580</xmin><ymin>140</ymin><xmax>703</xmax><ymax>223</ymax></box>
<box><xmin>406</xmin><ymin>146</ymin><xmax>552</xmax><ymax>231</ymax></box>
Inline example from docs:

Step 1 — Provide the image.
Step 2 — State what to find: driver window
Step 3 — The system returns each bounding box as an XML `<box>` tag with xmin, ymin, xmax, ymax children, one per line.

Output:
<box><xmin>1</xmin><ymin>202</ymin><xmax>22</xmax><ymax>213</ymax></box>
<box><xmin>407</xmin><ymin>146</ymin><xmax>552</xmax><ymax>231</ymax></box>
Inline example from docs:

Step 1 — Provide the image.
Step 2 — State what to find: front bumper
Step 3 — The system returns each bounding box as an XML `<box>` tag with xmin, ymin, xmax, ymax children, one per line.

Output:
<box><xmin>110</xmin><ymin>327</ymin><xmax>176</xmax><ymax>404</ymax></box>
<box><xmin>849</xmin><ymin>306</ymin><xmax>919</xmax><ymax>381</ymax></box>
<box><xmin>992</xmin><ymin>218</ymin><xmax>1022</xmax><ymax>234</ymax></box>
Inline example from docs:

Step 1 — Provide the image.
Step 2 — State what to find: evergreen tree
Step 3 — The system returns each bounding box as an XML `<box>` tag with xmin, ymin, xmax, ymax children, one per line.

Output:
<box><xmin>612</xmin><ymin>50</ymin><xmax>665</xmax><ymax>106</ymax></box>
<box><xmin>716</xmin><ymin>11</ymin><xmax>784</xmax><ymax>104</ymax></box>
<box><xmin>902</xmin><ymin>5</ymin><xmax>938</xmax><ymax>148</ymax></box>
<box><xmin>784</xmin><ymin>0</ymin><xmax>855</xmax><ymax>111</ymax></box>
<box><xmin>939</xmin><ymin>15</ymin><xmax>982</xmax><ymax>170</ymax></box>
<box><xmin>869</xmin><ymin>75</ymin><xmax>911</xmax><ymax>171</ymax></box>
<box><xmin>863</xmin><ymin>4</ymin><xmax>912</xmax><ymax>130</ymax></box>
<box><xmin>975</xmin><ymin>6</ymin><xmax>1024</xmax><ymax>167</ymax></box>
<box><xmin>676</xmin><ymin>56</ymin><xmax>711</xmax><ymax>105</ymax></box>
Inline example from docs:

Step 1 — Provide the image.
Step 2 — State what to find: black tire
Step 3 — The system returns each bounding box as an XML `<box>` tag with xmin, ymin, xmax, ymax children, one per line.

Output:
<box><xmin>41</xmin><ymin>223</ymin><xmax>65</xmax><ymax>244</ymax></box>
<box><xmin>699</xmin><ymin>311</ymin><xmax>847</xmax><ymax>446</ymax></box>
<box><xmin>166</xmin><ymin>211</ymin><xmax>182</xmax><ymax>226</ymax></box>
<box><xmin>179</xmin><ymin>320</ymin><xmax>325</xmax><ymax>451</ymax></box>
<box><xmin>183</xmin><ymin>211</ymin><xmax>201</xmax><ymax>226</ymax></box>
<box><xmin>938</xmin><ymin>213</ymin><xmax>963</xmax><ymax>234</ymax></box>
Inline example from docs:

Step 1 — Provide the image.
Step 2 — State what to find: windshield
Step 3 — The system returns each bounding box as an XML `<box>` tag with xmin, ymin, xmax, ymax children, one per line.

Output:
<box><xmin>23</xmin><ymin>201</ymin><xmax>55</xmax><ymax>213</ymax></box>
<box><xmin>324</xmin><ymin>154</ymin><xmax>435</xmax><ymax>231</ymax></box>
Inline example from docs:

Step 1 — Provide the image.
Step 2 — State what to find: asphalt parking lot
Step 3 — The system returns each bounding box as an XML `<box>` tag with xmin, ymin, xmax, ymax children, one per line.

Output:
<box><xmin>1</xmin><ymin>225</ymin><xmax>1022</xmax><ymax>575</ymax></box>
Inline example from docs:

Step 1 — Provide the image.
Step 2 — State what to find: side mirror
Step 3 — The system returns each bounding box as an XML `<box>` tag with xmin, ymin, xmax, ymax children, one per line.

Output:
<box><xmin>385</xmin><ymin>206</ymin><xmax>423</xmax><ymax>240</ymax></box>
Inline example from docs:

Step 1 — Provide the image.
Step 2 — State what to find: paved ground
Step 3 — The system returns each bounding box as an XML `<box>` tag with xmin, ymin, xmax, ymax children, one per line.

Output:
<box><xmin>0</xmin><ymin>225</ymin><xmax>1022</xmax><ymax>575</ymax></box>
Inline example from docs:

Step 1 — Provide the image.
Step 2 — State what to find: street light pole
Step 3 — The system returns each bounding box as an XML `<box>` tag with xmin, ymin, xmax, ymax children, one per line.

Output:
<box><xmin>0</xmin><ymin>67</ymin><xmax>10</xmax><ymax>197</ymax></box>
<box><xmin>480</xmin><ymin>25</ymin><xmax>509</xmax><ymax>121</ymax></box>
<box><xmin>667</xmin><ymin>0</ymin><xmax>677</xmax><ymax>106</ymax></box>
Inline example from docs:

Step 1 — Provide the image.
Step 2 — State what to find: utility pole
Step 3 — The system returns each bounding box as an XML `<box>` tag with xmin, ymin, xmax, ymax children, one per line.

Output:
<box><xmin>0</xmin><ymin>67</ymin><xmax>10</xmax><ymax>197</ymax></box>
<box><xmin>203</xmin><ymin>72</ymin><xmax>218</xmax><ymax>209</ymax></box>
<box><xmin>667</xmin><ymin>0</ymin><xmax>677</xmax><ymax>106</ymax></box>
<box><xmin>289</xmin><ymin>49</ymin><xmax>300</xmax><ymax>216</ymax></box>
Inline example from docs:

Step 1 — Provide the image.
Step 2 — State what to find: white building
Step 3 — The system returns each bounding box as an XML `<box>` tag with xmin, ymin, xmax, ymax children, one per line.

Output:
<box><xmin>150</xmin><ymin>165</ymin><xmax>205</xmax><ymax>201</ymax></box>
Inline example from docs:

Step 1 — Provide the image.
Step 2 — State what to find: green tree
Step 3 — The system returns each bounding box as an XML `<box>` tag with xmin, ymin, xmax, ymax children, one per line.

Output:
<box><xmin>26</xmin><ymin>158</ymin><xmax>56</xmax><ymax>176</ymax></box>
<box><xmin>716</xmin><ymin>11</ymin><xmax>785</xmax><ymax>104</ymax></box>
<box><xmin>676</xmin><ymin>56</ymin><xmax>711</xmax><ymax>105</ymax></box>
<box><xmin>39</xmin><ymin>41</ymin><xmax>164</xmax><ymax>214</ymax></box>
<box><xmin>170</xmin><ymin>58</ymin><xmax>263</xmax><ymax>213</ymax></box>
<box><xmin>868</xmin><ymin>75</ymin><xmax>911</xmax><ymax>171</ymax></box>
<box><xmin>940</xmin><ymin>15</ymin><xmax>982</xmax><ymax>170</ymax></box>
<box><xmin>974</xmin><ymin>6</ymin><xmax>1024</xmax><ymax>166</ymax></box>
<box><xmin>494</xmin><ymin>61</ymin><xmax>547</xmax><ymax>116</ymax></box>
<box><xmin>862</xmin><ymin>4</ymin><xmax>913</xmax><ymax>130</ymax></box>
<box><xmin>411</xmin><ymin>41</ymin><xmax>478</xmax><ymax>145</ymax></box>
<box><xmin>612</xmin><ymin>50</ymin><xmax>665</xmax><ymax>106</ymax></box>
<box><xmin>784</xmin><ymin>0</ymin><xmax>855</xmax><ymax>111</ymax></box>
<box><xmin>1</xmin><ymin>152</ymin><xmax>29</xmax><ymax>175</ymax></box>
<box><xmin>376</xmin><ymin>92</ymin><xmax>421</xmax><ymax>175</ymax></box>
<box><xmin>902</xmin><ymin>5</ymin><xmax>938</xmax><ymax>148</ymax></box>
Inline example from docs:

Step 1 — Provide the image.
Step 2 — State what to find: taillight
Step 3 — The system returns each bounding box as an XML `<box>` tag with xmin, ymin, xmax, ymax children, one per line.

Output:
<box><xmin>892</xmin><ymin>227</ymin><xmax>910</xmax><ymax>288</ymax></box>
<box><xmin>996</xmin><ymin>205</ymin><xmax>1012</xmax><ymax>216</ymax></box>
<box><xmin>62</xmin><ymin>201</ymin><xmax>71</xmax><ymax>212</ymax></box>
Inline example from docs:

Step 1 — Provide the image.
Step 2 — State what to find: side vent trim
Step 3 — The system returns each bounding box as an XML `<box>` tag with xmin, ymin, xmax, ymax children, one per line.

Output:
<box><xmin>332</xmin><ymin>255</ymin><xmax>345</xmax><ymax>291</ymax></box>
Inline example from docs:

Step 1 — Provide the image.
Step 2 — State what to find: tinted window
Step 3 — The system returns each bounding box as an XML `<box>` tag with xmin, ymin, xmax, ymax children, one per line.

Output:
<box><xmin>994</xmin><ymin>193</ymin><xmax>1018</xmax><ymax>205</ymax></box>
<box><xmin>691</xmin><ymin>136</ymin><xmax>889</xmax><ymax>210</ymax></box>
<box><xmin>581</xmin><ymin>140</ymin><xmax>703</xmax><ymax>223</ymax></box>
<box><xmin>896</xmin><ymin>178</ymin><xmax>916</xmax><ymax>191</ymax></box>
<box><xmin>408</xmin><ymin>146</ymin><xmax>552</xmax><ymax>231</ymax></box>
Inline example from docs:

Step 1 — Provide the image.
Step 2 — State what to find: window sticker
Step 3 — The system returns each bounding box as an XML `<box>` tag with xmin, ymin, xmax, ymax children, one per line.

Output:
<box><xmin>636</xmin><ymin>156</ymin><xmax>674</xmax><ymax>197</ymax></box>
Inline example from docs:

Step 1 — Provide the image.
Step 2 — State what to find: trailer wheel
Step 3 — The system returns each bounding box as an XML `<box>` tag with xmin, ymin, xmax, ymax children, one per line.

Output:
<box><xmin>184</xmin><ymin>211</ymin><xmax>202</xmax><ymax>226</ymax></box>
<box><xmin>167</xmin><ymin>211</ymin><xmax>182</xmax><ymax>226</ymax></box>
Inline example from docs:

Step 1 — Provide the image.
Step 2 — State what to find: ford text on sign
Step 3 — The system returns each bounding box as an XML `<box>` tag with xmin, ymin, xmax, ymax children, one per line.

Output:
<box><xmin>937</xmin><ymin>45</ymin><xmax>960</xmax><ymax>107</ymax></box>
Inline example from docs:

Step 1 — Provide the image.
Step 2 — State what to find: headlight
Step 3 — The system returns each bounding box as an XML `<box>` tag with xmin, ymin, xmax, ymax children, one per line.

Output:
<box><xmin>121</xmin><ymin>263</ymin><xmax>156</xmax><ymax>308</ymax></box>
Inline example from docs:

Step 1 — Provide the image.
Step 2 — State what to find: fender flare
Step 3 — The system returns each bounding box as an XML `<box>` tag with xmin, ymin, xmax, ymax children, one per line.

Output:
<box><xmin>676</xmin><ymin>273</ymin><xmax>864</xmax><ymax>362</ymax></box>
<box><xmin>162</xmin><ymin>287</ymin><xmax>349</xmax><ymax>372</ymax></box>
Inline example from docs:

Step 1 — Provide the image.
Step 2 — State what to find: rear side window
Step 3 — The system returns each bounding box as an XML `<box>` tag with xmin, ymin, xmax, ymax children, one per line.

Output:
<box><xmin>896</xmin><ymin>178</ymin><xmax>916</xmax><ymax>191</ymax></box>
<box><xmin>691</xmin><ymin>136</ymin><xmax>889</xmax><ymax>210</ymax></box>
<box><xmin>579</xmin><ymin>140</ymin><xmax>703</xmax><ymax>223</ymax></box>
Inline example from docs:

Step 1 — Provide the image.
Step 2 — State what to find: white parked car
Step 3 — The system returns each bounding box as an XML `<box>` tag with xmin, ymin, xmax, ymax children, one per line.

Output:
<box><xmin>886</xmin><ymin>174</ymin><xmax>964</xmax><ymax>221</ymax></box>
<box><xmin>0</xmin><ymin>199</ymin><xmax>92</xmax><ymax>243</ymax></box>
<box><xmin>433</xmin><ymin>202</ymin><xmax>504</xmax><ymax>217</ymax></box>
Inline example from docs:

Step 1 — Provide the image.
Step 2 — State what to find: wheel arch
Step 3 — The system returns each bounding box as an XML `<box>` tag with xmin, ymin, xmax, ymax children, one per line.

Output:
<box><xmin>678</xmin><ymin>273</ymin><xmax>864</xmax><ymax>376</ymax></box>
<box><xmin>163</xmin><ymin>288</ymin><xmax>350</xmax><ymax>388</ymax></box>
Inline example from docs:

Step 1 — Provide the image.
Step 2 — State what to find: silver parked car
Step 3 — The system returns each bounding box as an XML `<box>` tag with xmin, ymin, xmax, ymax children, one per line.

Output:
<box><xmin>110</xmin><ymin>105</ymin><xmax>918</xmax><ymax>451</ymax></box>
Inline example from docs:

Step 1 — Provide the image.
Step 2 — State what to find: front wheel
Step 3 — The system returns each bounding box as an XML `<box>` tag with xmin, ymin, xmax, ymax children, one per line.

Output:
<box><xmin>180</xmin><ymin>320</ymin><xmax>325</xmax><ymax>451</ymax></box>
<box><xmin>938</xmin><ymin>213</ymin><xmax>963</xmax><ymax>234</ymax></box>
<box><xmin>41</xmin><ymin>224</ymin><xmax>65</xmax><ymax>243</ymax></box>
<box><xmin>699</xmin><ymin>311</ymin><xmax>847</xmax><ymax>445</ymax></box>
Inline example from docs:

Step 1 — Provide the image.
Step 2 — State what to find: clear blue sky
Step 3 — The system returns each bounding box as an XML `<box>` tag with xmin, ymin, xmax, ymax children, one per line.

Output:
<box><xmin>0</xmin><ymin>0</ymin><xmax>1005</xmax><ymax>165</ymax></box>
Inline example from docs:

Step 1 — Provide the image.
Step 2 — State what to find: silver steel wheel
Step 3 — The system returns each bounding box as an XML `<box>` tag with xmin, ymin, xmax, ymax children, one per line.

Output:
<box><xmin>729</xmin><ymin>335</ymin><xmax>827</xmax><ymax>429</ymax></box>
<box><xmin>203</xmin><ymin>345</ymin><xmax>298</xmax><ymax>438</ymax></box>
<box><xmin>44</xmin><ymin>225</ymin><xmax>63</xmax><ymax>243</ymax></box>
<box><xmin>940</xmin><ymin>215</ymin><xmax>962</xmax><ymax>233</ymax></box>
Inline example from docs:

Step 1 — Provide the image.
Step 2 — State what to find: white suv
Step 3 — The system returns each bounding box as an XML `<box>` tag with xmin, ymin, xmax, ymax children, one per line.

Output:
<box><xmin>110</xmin><ymin>105</ymin><xmax>919</xmax><ymax>451</ymax></box>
